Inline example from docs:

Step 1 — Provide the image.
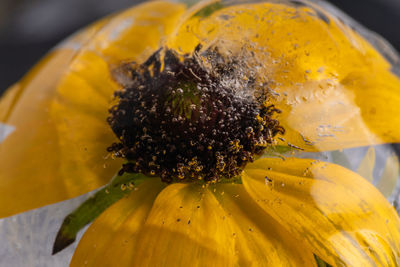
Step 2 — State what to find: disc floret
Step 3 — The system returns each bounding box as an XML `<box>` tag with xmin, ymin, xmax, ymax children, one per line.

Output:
<box><xmin>107</xmin><ymin>46</ymin><xmax>284</xmax><ymax>183</ymax></box>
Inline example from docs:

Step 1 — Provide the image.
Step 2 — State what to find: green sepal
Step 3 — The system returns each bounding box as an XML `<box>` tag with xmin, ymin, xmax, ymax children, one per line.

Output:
<box><xmin>193</xmin><ymin>2</ymin><xmax>224</xmax><ymax>18</ymax></box>
<box><xmin>261</xmin><ymin>145</ymin><xmax>294</xmax><ymax>159</ymax></box>
<box><xmin>266</xmin><ymin>145</ymin><xmax>294</xmax><ymax>154</ymax></box>
<box><xmin>52</xmin><ymin>172</ymin><xmax>149</xmax><ymax>254</ymax></box>
<box><xmin>314</xmin><ymin>255</ymin><xmax>333</xmax><ymax>267</ymax></box>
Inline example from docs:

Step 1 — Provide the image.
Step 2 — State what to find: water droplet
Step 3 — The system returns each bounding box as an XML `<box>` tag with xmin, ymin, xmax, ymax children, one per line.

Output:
<box><xmin>128</xmin><ymin>182</ymin><xmax>135</xmax><ymax>190</ymax></box>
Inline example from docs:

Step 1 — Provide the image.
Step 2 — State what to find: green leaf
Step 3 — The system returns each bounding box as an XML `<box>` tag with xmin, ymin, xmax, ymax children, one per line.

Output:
<box><xmin>52</xmin><ymin>172</ymin><xmax>150</xmax><ymax>254</ymax></box>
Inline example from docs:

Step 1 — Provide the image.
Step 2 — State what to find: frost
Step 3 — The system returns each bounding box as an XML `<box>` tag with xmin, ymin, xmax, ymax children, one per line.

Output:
<box><xmin>0</xmin><ymin>123</ymin><xmax>15</xmax><ymax>144</ymax></box>
<box><xmin>0</xmin><ymin>192</ymin><xmax>94</xmax><ymax>267</ymax></box>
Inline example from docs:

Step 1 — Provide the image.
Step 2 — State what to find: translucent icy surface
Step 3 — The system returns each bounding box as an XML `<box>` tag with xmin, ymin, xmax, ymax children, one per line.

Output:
<box><xmin>0</xmin><ymin>193</ymin><xmax>93</xmax><ymax>267</ymax></box>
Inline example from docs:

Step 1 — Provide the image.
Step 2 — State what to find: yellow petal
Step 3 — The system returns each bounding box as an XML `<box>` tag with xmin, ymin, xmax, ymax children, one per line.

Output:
<box><xmin>213</xmin><ymin>184</ymin><xmax>316</xmax><ymax>266</ymax></box>
<box><xmin>0</xmin><ymin>83</ymin><xmax>22</xmax><ymax>121</ymax></box>
<box><xmin>0</xmin><ymin>49</ymin><xmax>105</xmax><ymax>218</ymax></box>
<box><xmin>70</xmin><ymin>179</ymin><xmax>165</xmax><ymax>266</ymax></box>
<box><xmin>73</xmin><ymin>181</ymin><xmax>316</xmax><ymax>266</ymax></box>
<box><xmin>243</xmin><ymin>157</ymin><xmax>400</xmax><ymax>266</ymax></box>
<box><xmin>167</xmin><ymin>1</ymin><xmax>400</xmax><ymax>151</ymax></box>
<box><xmin>0</xmin><ymin>1</ymin><xmax>186</xmax><ymax>218</ymax></box>
<box><xmin>275</xmin><ymin>70</ymin><xmax>400</xmax><ymax>151</ymax></box>
<box><xmin>72</xmin><ymin>183</ymin><xmax>236</xmax><ymax>266</ymax></box>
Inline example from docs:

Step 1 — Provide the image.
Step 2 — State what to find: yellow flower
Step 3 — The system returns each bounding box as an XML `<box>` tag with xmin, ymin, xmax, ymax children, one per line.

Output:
<box><xmin>1</xmin><ymin>0</ymin><xmax>400</xmax><ymax>266</ymax></box>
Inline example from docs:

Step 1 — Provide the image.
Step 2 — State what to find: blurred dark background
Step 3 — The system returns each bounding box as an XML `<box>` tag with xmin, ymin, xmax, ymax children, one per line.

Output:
<box><xmin>0</xmin><ymin>0</ymin><xmax>399</xmax><ymax>94</ymax></box>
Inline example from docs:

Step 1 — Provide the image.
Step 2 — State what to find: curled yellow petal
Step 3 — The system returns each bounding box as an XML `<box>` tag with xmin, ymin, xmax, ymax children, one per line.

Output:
<box><xmin>0</xmin><ymin>1</ymin><xmax>186</xmax><ymax>218</ymax></box>
<box><xmin>0</xmin><ymin>48</ymin><xmax>104</xmax><ymax>218</ymax></box>
<box><xmin>243</xmin><ymin>157</ymin><xmax>400</xmax><ymax>266</ymax></box>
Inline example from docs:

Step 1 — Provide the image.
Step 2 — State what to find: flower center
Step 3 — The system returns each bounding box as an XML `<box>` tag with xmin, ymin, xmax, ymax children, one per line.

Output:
<box><xmin>107</xmin><ymin>45</ymin><xmax>284</xmax><ymax>183</ymax></box>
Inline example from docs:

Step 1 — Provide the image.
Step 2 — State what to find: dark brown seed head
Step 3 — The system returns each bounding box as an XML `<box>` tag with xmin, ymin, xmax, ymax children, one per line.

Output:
<box><xmin>107</xmin><ymin>45</ymin><xmax>284</xmax><ymax>183</ymax></box>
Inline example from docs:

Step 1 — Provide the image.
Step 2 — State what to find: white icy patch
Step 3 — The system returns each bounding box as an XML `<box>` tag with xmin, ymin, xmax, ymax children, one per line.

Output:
<box><xmin>108</xmin><ymin>17</ymin><xmax>134</xmax><ymax>41</ymax></box>
<box><xmin>0</xmin><ymin>123</ymin><xmax>15</xmax><ymax>144</ymax></box>
<box><xmin>0</xmin><ymin>192</ymin><xmax>95</xmax><ymax>267</ymax></box>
